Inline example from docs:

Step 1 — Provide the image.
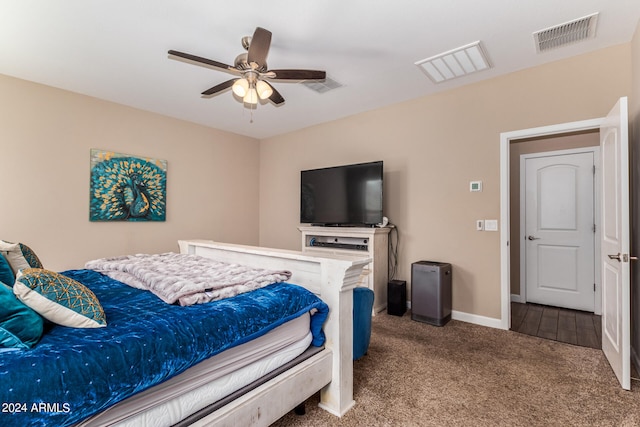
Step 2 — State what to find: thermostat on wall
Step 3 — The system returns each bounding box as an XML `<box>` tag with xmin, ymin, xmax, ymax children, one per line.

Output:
<box><xmin>470</xmin><ymin>181</ymin><xmax>483</xmax><ymax>192</ymax></box>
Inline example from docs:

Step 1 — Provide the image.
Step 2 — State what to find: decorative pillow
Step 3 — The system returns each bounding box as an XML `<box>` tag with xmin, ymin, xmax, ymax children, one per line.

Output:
<box><xmin>0</xmin><ymin>282</ymin><xmax>44</xmax><ymax>349</ymax></box>
<box><xmin>0</xmin><ymin>240</ymin><xmax>43</xmax><ymax>275</ymax></box>
<box><xmin>0</xmin><ymin>254</ymin><xmax>15</xmax><ymax>287</ymax></box>
<box><xmin>14</xmin><ymin>269</ymin><xmax>106</xmax><ymax>328</ymax></box>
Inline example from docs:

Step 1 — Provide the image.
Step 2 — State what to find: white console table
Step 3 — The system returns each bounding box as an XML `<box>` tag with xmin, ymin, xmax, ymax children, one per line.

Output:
<box><xmin>298</xmin><ymin>226</ymin><xmax>390</xmax><ymax>314</ymax></box>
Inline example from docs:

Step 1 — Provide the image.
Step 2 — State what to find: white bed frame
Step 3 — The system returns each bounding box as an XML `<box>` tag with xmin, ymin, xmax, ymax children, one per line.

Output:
<box><xmin>178</xmin><ymin>239</ymin><xmax>370</xmax><ymax>426</ymax></box>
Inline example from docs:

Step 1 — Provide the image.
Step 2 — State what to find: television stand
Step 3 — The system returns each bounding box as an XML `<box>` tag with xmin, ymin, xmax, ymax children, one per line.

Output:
<box><xmin>298</xmin><ymin>225</ymin><xmax>390</xmax><ymax>314</ymax></box>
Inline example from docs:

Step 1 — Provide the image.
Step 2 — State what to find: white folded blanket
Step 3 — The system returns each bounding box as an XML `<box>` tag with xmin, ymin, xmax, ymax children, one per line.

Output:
<box><xmin>85</xmin><ymin>252</ymin><xmax>292</xmax><ymax>306</ymax></box>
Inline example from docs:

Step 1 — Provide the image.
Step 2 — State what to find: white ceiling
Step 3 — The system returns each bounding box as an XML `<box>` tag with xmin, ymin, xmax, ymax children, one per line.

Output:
<box><xmin>1</xmin><ymin>1</ymin><xmax>639</xmax><ymax>139</ymax></box>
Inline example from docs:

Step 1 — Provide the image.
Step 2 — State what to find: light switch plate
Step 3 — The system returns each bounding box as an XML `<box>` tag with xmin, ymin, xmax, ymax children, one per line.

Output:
<box><xmin>470</xmin><ymin>181</ymin><xmax>483</xmax><ymax>192</ymax></box>
<box><xmin>484</xmin><ymin>219</ymin><xmax>498</xmax><ymax>231</ymax></box>
<box><xmin>476</xmin><ymin>220</ymin><xmax>484</xmax><ymax>231</ymax></box>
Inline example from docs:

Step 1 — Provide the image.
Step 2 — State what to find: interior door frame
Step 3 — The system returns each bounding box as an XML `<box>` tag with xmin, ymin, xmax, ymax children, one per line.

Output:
<box><xmin>518</xmin><ymin>147</ymin><xmax>601</xmax><ymax>314</ymax></box>
<box><xmin>499</xmin><ymin>118</ymin><xmax>604</xmax><ymax>330</ymax></box>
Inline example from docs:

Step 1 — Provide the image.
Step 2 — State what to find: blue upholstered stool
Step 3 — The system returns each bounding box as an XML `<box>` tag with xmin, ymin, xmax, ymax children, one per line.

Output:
<box><xmin>353</xmin><ymin>287</ymin><xmax>374</xmax><ymax>360</ymax></box>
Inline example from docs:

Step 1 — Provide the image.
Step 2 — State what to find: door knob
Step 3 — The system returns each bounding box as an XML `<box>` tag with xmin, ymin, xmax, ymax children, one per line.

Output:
<box><xmin>527</xmin><ymin>235</ymin><xmax>540</xmax><ymax>241</ymax></box>
<box><xmin>608</xmin><ymin>253</ymin><xmax>622</xmax><ymax>262</ymax></box>
<box><xmin>608</xmin><ymin>253</ymin><xmax>638</xmax><ymax>262</ymax></box>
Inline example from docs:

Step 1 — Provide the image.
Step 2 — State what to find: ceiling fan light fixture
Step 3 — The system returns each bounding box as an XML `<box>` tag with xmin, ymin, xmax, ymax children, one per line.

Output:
<box><xmin>256</xmin><ymin>80</ymin><xmax>273</xmax><ymax>100</ymax></box>
<box><xmin>243</xmin><ymin>88</ymin><xmax>258</xmax><ymax>105</ymax></box>
<box><xmin>232</xmin><ymin>78</ymin><xmax>249</xmax><ymax>97</ymax></box>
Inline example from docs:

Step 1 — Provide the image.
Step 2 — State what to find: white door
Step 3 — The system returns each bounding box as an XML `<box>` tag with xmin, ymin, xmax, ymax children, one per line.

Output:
<box><xmin>524</xmin><ymin>151</ymin><xmax>595</xmax><ymax>311</ymax></box>
<box><xmin>601</xmin><ymin>97</ymin><xmax>631</xmax><ymax>390</ymax></box>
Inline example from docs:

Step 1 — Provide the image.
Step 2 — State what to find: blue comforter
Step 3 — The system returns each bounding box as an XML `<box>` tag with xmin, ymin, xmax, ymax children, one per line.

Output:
<box><xmin>0</xmin><ymin>269</ymin><xmax>329</xmax><ymax>427</ymax></box>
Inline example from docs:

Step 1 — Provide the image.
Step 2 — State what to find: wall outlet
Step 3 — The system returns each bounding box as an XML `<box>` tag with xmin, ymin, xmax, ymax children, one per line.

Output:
<box><xmin>476</xmin><ymin>220</ymin><xmax>484</xmax><ymax>231</ymax></box>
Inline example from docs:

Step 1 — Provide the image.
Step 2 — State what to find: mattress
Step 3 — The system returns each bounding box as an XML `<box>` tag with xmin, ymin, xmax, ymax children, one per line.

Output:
<box><xmin>77</xmin><ymin>313</ymin><xmax>313</xmax><ymax>427</ymax></box>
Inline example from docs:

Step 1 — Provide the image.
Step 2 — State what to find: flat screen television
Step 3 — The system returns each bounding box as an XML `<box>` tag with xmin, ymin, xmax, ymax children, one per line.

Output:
<box><xmin>300</xmin><ymin>161</ymin><xmax>383</xmax><ymax>226</ymax></box>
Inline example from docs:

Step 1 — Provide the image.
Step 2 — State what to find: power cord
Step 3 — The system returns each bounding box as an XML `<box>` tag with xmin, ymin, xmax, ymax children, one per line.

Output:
<box><xmin>388</xmin><ymin>223</ymin><xmax>399</xmax><ymax>280</ymax></box>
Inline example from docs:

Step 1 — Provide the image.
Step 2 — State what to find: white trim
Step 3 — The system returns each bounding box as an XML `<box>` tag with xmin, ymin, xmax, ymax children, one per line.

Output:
<box><xmin>500</xmin><ymin>118</ymin><xmax>604</xmax><ymax>330</ymax></box>
<box><xmin>510</xmin><ymin>293</ymin><xmax>526</xmax><ymax>303</ymax></box>
<box><xmin>519</xmin><ymin>154</ymin><xmax>527</xmax><ymax>303</ymax></box>
<box><xmin>500</xmin><ymin>136</ymin><xmax>511</xmax><ymax>330</ymax></box>
<box><xmin>451</xmin><ymin>310</ymin><xmax>502</xmax><ymax>330</ymax></box>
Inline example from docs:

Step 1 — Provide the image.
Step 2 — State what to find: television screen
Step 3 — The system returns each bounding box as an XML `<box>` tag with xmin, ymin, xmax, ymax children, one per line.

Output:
<box><xmin>300</xmin><ymin>161</ymin><xmax>383</xmax><ymax>226</ymax></box>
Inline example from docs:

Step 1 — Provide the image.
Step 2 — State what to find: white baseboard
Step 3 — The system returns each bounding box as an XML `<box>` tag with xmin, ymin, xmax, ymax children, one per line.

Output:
<box><xmin>406</xmin><ymin>302</ymin><xmax>503</xmax><ymax>330</ymax></box>
<box><xmin>451</xmin><ymin>310</ymin><xmax>503</xmax><ymax>329</ymax></box>
<box><xmin>510</xmin><ymin>293</ymin><xmax>525</xmax><ymax>303</ymax></box>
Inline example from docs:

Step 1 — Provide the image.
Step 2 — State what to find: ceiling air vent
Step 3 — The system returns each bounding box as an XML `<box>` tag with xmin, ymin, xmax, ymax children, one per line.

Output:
<box><xmin>302</xmin><ymin>76</ymin><xmax>343</xmax><ymax>94</ymax></box>
<box><xmin>533</xmin><ymin>12</ymin><xmax>599</xmax><ymax>53</ymax></box>
<box><xmin>415</xmin><ymin>41</ymin><xmax>491</xmax><ymax>84</ymax></box>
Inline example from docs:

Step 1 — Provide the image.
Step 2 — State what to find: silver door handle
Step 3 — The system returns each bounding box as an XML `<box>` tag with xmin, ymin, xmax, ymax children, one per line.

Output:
<box><xmin>527</xmin><ymin>235</ymin><xmax>540</xmax><ymax>240</ymax></box>
<box><xmin>608</xmin><ymin>253</ymin><xmax>639</xmax><ymax>262</ymax></box>
<box><xmin>608</xmin><ymin>253</ymin><xmax>622</xmax><ymax>262</ymax></box>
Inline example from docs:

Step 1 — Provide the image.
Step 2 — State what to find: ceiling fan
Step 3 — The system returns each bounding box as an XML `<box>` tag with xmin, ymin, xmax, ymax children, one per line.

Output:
<box><xmin>168</xmin><ymin>27</ymin><xmax>326</xmax><ymax>106</ymax></box>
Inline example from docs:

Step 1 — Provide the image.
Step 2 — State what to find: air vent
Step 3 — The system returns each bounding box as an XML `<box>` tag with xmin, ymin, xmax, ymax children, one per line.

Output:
<box><xmin>533</xmin><ymin>13</ymin><xmax>599</xmax><ymax>53</ymax></box>
<box><xmin>415</xmin><ymin>41</ymin><xmax>491</xmax><ymax>84</ymax></box>
<box><xmin>302</xmin><ymin>76</ymin><xmax>343</xmax><ymax>93</ymax></box>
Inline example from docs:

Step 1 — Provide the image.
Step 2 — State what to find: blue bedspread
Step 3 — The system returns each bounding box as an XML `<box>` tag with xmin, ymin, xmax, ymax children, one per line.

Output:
<box><xmin>0</xmin><ymin>269</ymin><xmax>329</xmax><ymax>427</ymax></box>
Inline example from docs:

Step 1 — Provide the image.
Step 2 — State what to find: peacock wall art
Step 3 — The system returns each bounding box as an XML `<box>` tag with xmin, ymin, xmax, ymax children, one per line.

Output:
<box><xmin>89</xmin><ymin>149</ymin><xmax>167</xmax><ymax>222</ymax></box>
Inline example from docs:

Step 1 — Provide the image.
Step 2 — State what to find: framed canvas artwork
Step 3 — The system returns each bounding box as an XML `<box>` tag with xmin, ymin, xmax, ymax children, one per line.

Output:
<box><xmin>90</xmin><ymin>149</ymin><xmax>167</xmax><ymax>222</ymax></box>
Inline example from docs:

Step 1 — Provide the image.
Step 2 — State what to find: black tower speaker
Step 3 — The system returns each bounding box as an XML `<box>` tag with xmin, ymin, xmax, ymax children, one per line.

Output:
<box><xmin>387</xmin><ymin>280</ymin><xmax>407</xmax><ymax>316</ymax></box>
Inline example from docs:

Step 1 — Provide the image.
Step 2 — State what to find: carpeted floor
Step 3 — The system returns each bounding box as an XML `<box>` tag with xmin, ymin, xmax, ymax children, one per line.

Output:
<box><xmin>272</xmin><ymin>312</ymin><xmax>640</xmax><ymax>427</ymax></box>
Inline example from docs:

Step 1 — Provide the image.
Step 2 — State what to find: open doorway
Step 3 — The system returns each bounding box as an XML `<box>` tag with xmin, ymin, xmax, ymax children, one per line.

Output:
<box><xmin>498</xmin><ymin>117</ymin><xmax>604</xmax><ymax>331</ymax></box>
<box><xmin>508</xmin><ymin>131</ymin><xmax>601</xmax><ymax>348</ymax></box>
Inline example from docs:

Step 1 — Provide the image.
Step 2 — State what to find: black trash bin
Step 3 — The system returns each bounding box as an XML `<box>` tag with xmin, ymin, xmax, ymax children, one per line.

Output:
<box><xmin>411</xmin><ymin>261</ymin><xmax>452</xmax><ymax>326</ymax></box>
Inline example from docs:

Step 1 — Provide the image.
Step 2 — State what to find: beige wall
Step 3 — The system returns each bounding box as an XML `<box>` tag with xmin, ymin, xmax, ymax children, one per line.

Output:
<box><xmin>0</xmin><ymin>74</ymin><xmax>260</xmax><ymax>271</ymax></box>
<box><xmin>259</xmin><ymin>44</ymin><xmax>632</xmax><ymax>320</ymax></box>
<box><xmin>509</xmin><ymin>131</ymin><xmax>599</xmax><ymax>296</ymax></box>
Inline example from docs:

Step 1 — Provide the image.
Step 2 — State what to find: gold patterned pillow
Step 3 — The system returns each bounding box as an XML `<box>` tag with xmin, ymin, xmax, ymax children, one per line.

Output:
<box><xmin>0</xmin><ymin>240</ymin><xmax>43</xmax><ymax>276</ymax></box>
<box><xmin>13</xmin><ymin>269</ymin><xmax>106</xmax><ymax>328</ymax></box>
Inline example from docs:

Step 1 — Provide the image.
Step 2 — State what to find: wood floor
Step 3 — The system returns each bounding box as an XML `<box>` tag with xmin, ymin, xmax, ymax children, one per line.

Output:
<box><xmin>511</xmin><ymin>302</ymin><xmax>601</xmax><ymax>349</ymax></box>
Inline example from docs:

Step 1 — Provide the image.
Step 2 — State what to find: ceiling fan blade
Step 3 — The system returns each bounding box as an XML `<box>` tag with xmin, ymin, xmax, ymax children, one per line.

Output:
<box><xmin>265</xmin><ymin>82</ymin><xmax>285</xmax><ymax>105</ymax></box>
<box><xmin>247</xmin><ymin>27</ymin><xmax>272</xmax><ymax>67</ymax></box>
<box><xmin>268</xmin><ymin>69</ymin><xmax>326</xmax><ymax>80</ymax></box>
<box><xmin>168</xmin><ymin>50</ymin><xmax>237</xmax><ymax>72</ymax></box>
<box><xmin>201</xmin><ymin>79</ymin><xmax>237</xmax><ymax>96</ymax></box>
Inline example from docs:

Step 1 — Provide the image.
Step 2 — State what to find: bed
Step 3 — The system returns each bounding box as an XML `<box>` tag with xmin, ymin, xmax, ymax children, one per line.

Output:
<box><xmin>0</xmin><ymin>239</ymin><xmax>369</xmax><ymax>426</ymax></box>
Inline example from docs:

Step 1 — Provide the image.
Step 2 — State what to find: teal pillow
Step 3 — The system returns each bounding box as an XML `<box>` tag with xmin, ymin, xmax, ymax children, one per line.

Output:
<box><xmin>0</xmin><ymin>254</ymin><xmax>15</xmax><ymax>287</ymax></box>
<box><xmin>0</xmin><ymin>282</ymin><xmax>44</xmax><ymax>349</ymax></box>
<box><xmin>0</xmin><ymin>240</ymin><xmax>43</xmax><ymax>275</ymax></box>
<box><xmin>14</xmin><ymin>269</ymin><xmax>106</xmax><ymax>328</ymax></box>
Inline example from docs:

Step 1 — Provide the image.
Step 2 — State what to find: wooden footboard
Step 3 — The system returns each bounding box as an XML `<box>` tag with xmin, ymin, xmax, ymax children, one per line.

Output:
<box><xmin>178</xmin><ymin>239</ymin><xmax>370</xmax><ymax>419</ymax></box>
<box><xmin>190</xmin><ymin>349</ymin><xmax>333</xmax><ymax>426</ymax></box>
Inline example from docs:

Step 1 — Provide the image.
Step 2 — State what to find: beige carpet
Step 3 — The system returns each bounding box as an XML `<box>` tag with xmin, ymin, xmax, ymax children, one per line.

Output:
<box><xmin>273</xmin><ymin>312</ymin><xmax>640</xmax><ymax>427</ymax></box>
